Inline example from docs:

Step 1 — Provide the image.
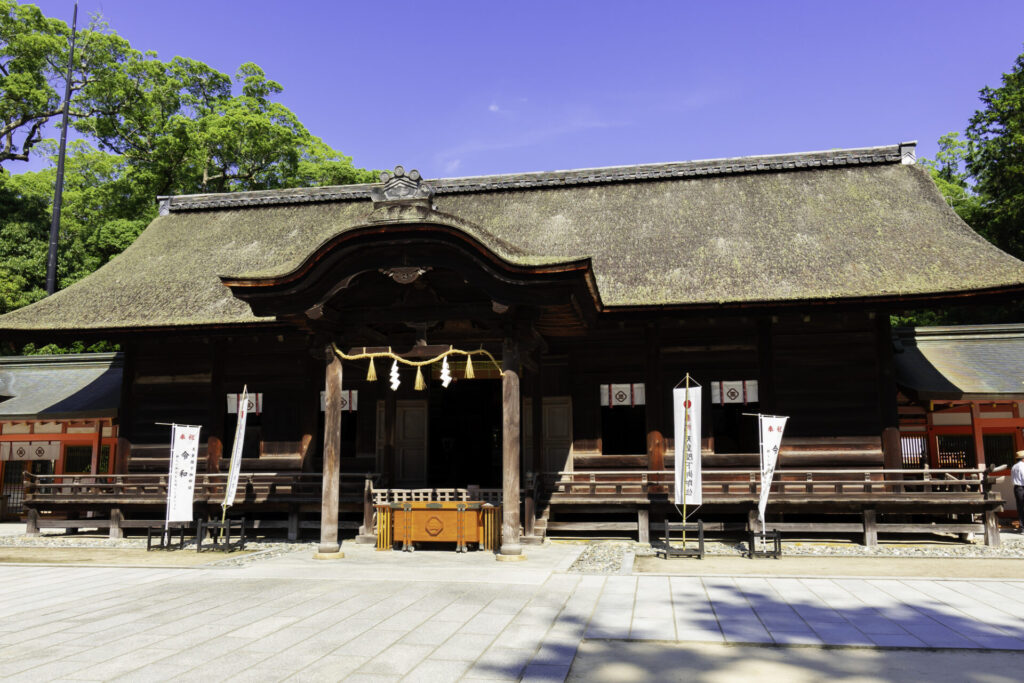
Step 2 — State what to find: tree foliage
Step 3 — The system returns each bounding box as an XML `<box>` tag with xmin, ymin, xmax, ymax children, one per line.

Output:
<box><xmin>0</xmin><ymin>0</ymin><xmax>131</xmax><ymax>166</ymax></box>
<box><xmin>965</xmin><ymin>49</ymin><xmax>1024</xmax><ymax>259</ymax></box>
<box><xmin>901</xmin><ymin>46</ymin><xmax>1024</xmax><ymax>327</ymax></box>
<box><xmin>0</xmin><ymin>1</ymin><xmax>375</xmax><ymax>353</ymax></box>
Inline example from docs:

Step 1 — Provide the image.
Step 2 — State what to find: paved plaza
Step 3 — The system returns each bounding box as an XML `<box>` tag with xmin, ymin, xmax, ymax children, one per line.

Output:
<box><xmin>1</xmin><ymin>542</ymin><xmax>1023</xmax><ymax>681</ymax></box>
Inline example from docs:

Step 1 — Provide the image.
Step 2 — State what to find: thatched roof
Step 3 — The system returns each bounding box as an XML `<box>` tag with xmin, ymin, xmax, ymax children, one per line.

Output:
<box><xmin>894</xmin><ymin>325</ymin><xmax>1024</xmax><ymax>400</ymax></box>
<box><xmin>3</xmin><ymin>143</ymin><xmax>1024</xmax><ymax>333</ymax></box>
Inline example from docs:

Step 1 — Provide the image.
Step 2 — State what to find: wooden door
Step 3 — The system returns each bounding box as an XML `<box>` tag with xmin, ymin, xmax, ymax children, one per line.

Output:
<box><xmin>543</xmin><ymin>397</ymin><xmax>572</xmax><ymax>473</ymax></box>
<box><xmin>395</xmin><ymin>400</ymin><xmax>428</xmax><ymax>485</ymax></box>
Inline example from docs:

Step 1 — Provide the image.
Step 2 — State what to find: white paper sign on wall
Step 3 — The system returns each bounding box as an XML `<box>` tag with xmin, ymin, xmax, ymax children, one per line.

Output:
<box><xmin>599</xmin><ymin>383</ymin><xmax>646</xmax><ymax>407</ymax></box>
<box><xmin>320</xmin><ymin>390</ymin><xmax>359</xmax><ymax>412</ymax></box>
<box><xmin>226</xmin><ymin>393</ymin><xmax>262</xmax><ymax>414</ymax></box>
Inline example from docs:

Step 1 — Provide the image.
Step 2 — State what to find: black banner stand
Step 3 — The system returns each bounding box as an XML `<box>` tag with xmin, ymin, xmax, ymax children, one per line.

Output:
<box><xmin>656</xmin><ymin>519</ymin><xmax>705</xmax><ymax>559</ymax></box>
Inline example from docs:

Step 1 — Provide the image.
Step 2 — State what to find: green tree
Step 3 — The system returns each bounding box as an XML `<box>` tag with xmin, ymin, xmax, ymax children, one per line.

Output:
<box><xmin>919</xmin><ymin>132</ymin><xmax>983</xmax><ymax>228</ymax></box>
<box><xmin>0</xmin><ymin>0</ymin><xmax>132</xmax><ymax>168</ymax></box>
<box><xmin>966</xmin><ymin>48</ymin><xmax>1024</xmax><ymax>259</ymax></box>
<box><xmin>0</xmin><ymin>0</ymin><xmax>375</xmax><ymax>356</ymax></box>
<box><xmin>76</xmin><ymin>59</ymin><xmax>376</xmax><ymax>195</ymax></box>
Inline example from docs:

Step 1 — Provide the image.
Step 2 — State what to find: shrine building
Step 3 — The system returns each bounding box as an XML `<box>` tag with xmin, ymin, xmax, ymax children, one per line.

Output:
<box><xmin>2</xmin><ymin>142</ymin><xmax>1023</xmax><ymax>552</ymax></box>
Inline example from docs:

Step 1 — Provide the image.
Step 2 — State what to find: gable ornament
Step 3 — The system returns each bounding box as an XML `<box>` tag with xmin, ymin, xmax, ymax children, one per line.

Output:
<box><xmin>370</xmin><ymin>166</ymin><xmax>435</xmax><ymax>203</ymax></box>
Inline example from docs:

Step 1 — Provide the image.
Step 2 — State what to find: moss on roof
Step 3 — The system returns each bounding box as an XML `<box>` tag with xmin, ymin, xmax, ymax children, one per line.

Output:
<box><xmin>2</xmin><ymin>151</ymin><xmax>1024</xmax><ymax>333</ymax></box>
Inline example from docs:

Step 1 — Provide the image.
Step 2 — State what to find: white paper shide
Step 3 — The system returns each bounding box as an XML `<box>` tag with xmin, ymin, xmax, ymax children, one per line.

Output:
<box><xmin>673</xmin><ymin>384</ymin><xmax>702</xmax><ymax>506</ymax></box>
<box><xmin>757</xmin><ymin>415</ymin><xmax>788</xmax><ymax>523</ymax></box>
<box><xmin>166</xmin><ymin>424</ymin><xmax>201</xmax><ymax>523</ymax></box>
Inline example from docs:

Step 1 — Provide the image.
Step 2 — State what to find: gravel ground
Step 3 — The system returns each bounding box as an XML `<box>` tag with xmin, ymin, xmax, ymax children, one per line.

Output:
<box><xmin>567</xmin><ymin>532</ymin><xmax>1024</xmax><ymax>574</ymax></box>
<box><xmin>4</xmin><ymin>528</ymin><xmax>1024</xmax><ymax>572</ymax></box>
<box><xmin>0</xmin><ymin>531</ymin><xmax>314</xmax><ymax>567</ymax></box>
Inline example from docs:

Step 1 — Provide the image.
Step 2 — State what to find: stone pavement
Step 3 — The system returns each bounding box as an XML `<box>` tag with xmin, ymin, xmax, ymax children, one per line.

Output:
<box><xmin>1</xmin><ymin>542</ymin><xmax>1024</xmax><ymax>682</ymax></box>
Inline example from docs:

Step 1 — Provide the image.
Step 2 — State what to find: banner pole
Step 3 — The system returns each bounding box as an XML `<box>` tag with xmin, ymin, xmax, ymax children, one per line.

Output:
<box><xmin>682</xmin><ymin>373</ymin><xmax>690</xmax><ymax>548</ymax></box>
<box><xmin>164</xmin><ymin>423</ymin><xmax>175</xmax><ymax>544</ymax></box>
<box><xmin>757</xmin><ymin>414</ymin><xmax>765</xmax><ymax>552</ymax></box>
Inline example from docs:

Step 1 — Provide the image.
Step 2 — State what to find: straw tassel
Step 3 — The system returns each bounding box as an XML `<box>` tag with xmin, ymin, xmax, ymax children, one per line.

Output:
<box><xmin>366</xmin><ymin>357</ymin><xmax>377</xmax><ymax>382</ymax></box>
<box><xmin>414</xmin><ymin>366</ymin><xmax>426</xmax><ymax>391</ymax></box>
<box><xmin>464</xmin><ymin>354</ymin><xmax>474</xmax><ymax>379</ymax></box>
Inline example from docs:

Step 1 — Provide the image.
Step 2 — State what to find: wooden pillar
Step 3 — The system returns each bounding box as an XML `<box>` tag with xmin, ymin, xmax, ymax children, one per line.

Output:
<box><xmin>109</xmin><ymin>508</ymin><xmax>123</xmax><ymax>540</ymax></box>
<box><xmin>747</xmin><ymin>508</ymin><xmax>760</xmax><ymax>534</ymax></box>
<box><xmin>1013</xmin><ymin>402</ymin><xmax>1024</xmax><ymax>452</ymax></box>
<box><xmin>114</xmin><ymin>437</ymin><xmax>131</xmax><ymax>475</ymax></box>
<box><xmin>862</xmin><ymin>508</ymin><xmax>877</xmax><ymax>547</ymax></box>
<box><xmin>116</xmin><ymin>342</ymin><xmax>136</xmax><ymax>474</ymax></box>
<box><xmin>287</xmin><ymin>508</ymin><xmax>299</xmax><ymax>541</ymax></box>
<box><xmin>89</xmin><ymin>419</ymin><xmax>102</xmax><ymax>475</ymax></box>
<box><xmin>970</xmin><ymin>402</ymin><xmax>986</xmax><ymax>468</ymax></box>
<box><xmin>299</xmin><ymin>354</ymin><xmax>320</xmax><ymax>472</ymax></box>
<box><xmin>316</xmin><ymin>346</ymin><xmax>344</xmax><ymax>558</ymax></box>
<box><xmin>984</xmin><ymin>508</ymin><xmax>1001</xmax><ymax>547</ymax></box>
<box><xmin>876</xmin><ymin>315</ymin><xmax>902</xmax><ymax>470</ymax></box>
<box><xmin>645</xmin><ymin>325</ymin><xmax>665</xmax><ymax>476</ymax></box>
<box><xmin>384</xmin><ymin>392</ymin><xmax>396</xmax><ymax>484</ymax></box>
<box><xmin>926</xmin><ymin>409</ymin><xmax>940</xmax><ymax>468</ymax></box>
<box><xmin>206</xmin><ymin>340</ymin><xmax>225</xmax><ymax>474</ymax></box>
<box><xmin>499</xmin><ymin>337</ymin><xmax>524</xmax><ymax>559</ymax></box>
<box><xmin>531</xmin><ymin>355</ymin><xmax>544</xmax><ymax>476</ymax></box>
<box><xmin>356</xmin><ymin>474</ymin><xmax>376</xmax><ymax>544</ymax></box>
<box><xmin>523</xmin><ymin>361</ymin><xmax>544</xmax><ymax>540</ymax></box>
<box><xmin>756</xmin><ymin>318</ymin><xmax>776</xmax><ymax>414</ymax></box>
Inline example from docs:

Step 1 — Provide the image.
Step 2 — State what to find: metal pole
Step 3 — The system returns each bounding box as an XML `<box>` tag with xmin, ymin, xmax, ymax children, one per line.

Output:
<box><xmin>45</xmin><ymin>1</ymin><xmax>78</xmax><ymax>295</ymax></box>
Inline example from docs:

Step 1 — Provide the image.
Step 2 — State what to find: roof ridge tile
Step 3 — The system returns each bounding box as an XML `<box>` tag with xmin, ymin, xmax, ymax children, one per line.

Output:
<box><xmin>164</xmin><ymin>143</ymin><xmax>904</xmax><ymax>212</ymax></box>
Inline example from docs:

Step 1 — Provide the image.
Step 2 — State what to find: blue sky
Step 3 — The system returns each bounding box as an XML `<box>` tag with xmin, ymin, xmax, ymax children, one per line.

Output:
<box><xmin>16</xmin><ymin>0</ymin><xmax>1024</xmax><ymax>179</ymax></box>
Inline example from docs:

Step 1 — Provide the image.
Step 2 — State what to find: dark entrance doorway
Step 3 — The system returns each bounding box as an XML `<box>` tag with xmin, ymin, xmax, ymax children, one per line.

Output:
<box><xmin>428</xmin><ymin>378</ymin><xmax>502</xmax><ymax>488</ymax></box>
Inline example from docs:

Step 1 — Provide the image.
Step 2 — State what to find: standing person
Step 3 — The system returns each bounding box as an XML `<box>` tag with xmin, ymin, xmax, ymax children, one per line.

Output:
<box><xmin>1014</xmin><ymin>451</ymin><xmax>1024</xmax><ymax>533</ymax></box>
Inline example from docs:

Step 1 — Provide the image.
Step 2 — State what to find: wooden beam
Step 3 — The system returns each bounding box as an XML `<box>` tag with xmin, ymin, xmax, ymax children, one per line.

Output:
<box><xmin>862</xmin><ymin>508</ymin><xmax>877</xmax><ymax>547</ymax></box>
<box><xmin>970</xmin><ymin>402</ymin><xmax>986</xmax><ymax>468</ymax></box>
<box><xmin>525</xmin><ymin>358</ymin><xmax>543</xmax><ymax>539</ymax></box>
<box><xmin>206</xmin><ymin>340</ymin><xmax>225</xmax><ymax>474</ymax></box>
<box><xmin>756</xmin><ymin>317</ymin><xmax>776</xmax><ymax>414</ymax></box>
<box><xmin>299</xmin><ymin>353</ymin><xmax>320</xmax><ymax>472</ymax></box>
<box><xmin>637</xmin><ymin>507</ymin><xmax>650</xmax><ymax>544</ymax></box>
<box><xmin>499</xmin><ymin>337</ymin><xmax>523</xmax><ymax>558</ymax></box>
<box><xmin>876</xmin><ymin>316</ymin><xmax>901</xmax><ymax>470</ymax></box>
<box><xmin>645</xmin><ymin>325</ymin><xmax>665</xmax><ymax>479</ymax></box>
<box><xmin>318</xmin><ymin>346</ymin><xmax>343</xmax><ymax>556</ymax></box>
<box><xmin>89</xmin><ymin>419</ymin><xmax>102</xmax><ymax>475</ymax></box>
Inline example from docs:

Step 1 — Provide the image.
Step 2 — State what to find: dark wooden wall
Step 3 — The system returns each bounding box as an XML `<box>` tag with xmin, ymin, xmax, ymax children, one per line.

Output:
<box><xmin>767</xmin><ymin>313</ymin><xmax>882</xmax><ymax>437</ymax></box>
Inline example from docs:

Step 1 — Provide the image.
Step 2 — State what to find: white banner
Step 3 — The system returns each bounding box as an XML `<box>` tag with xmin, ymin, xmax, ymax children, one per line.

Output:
<box><xmin>223</xmin><ymin>387</ymin><xmax>249</xmax><ymax>508</ymax></box>
<box><xmin>757</xmin><ymin>415</ymin><xmax>788</xmax><ymax>524</ymax></box>
<box><xmin>673</xmin><ymin>383</ymin><xmax>702</xmax><ymax>506</ymax></box>
<box><xmin>166</xmin><ymin>424</ymin><xmax>201</xmax><ymax>523</ymax></box>
<box><xmin>1</xmin><ymin>441</ymin><xmax>59</xmax><ymax>461</ymax></box>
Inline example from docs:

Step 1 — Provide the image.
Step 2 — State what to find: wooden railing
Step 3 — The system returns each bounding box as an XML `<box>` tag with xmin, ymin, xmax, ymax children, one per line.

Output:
<box><xmin>548</xmin><ymin>468</ymin><xmax>987</xmax><ymax>500</ymax></box>
<box><xmin>24</xmin><ymin>472</ymin><xmax>377</xmax><ymax>504</ymax></box>
<box><xmin>371</xmin><ymin>487</ymin><xmax>503</xmax><ymax>506</ymax></box>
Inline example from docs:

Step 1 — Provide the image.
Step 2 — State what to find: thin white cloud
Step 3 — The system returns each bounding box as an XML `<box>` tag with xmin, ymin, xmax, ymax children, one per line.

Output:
<box><xmin>434</xmin><ymin>115</ymin><xmax>623</xmax><ymax>172</ymax></box>
<box><xmin>488</xmin><ymin>103</ymin><xmax>500</xmax><ymax>112</ymax></box>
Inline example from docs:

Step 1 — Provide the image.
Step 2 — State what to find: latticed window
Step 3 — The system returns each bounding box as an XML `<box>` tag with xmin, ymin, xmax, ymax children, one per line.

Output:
<box><xmin>936</xmin><ymin>435</ymin><xmax>973</xmax><ymax>468</ymax></box>
<box><xmin>900</xmin><ymin>435</ymin><xmax>926</xmax><ymax>468</ymax></box>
